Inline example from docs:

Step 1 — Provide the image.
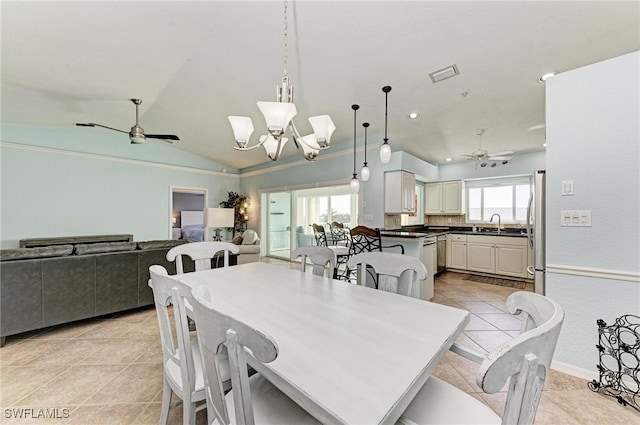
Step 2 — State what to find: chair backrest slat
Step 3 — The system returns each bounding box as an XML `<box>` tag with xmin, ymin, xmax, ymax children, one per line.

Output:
<box><xmin>166</xmin><ymin>241</ymin><xmax>239</xmax><ymax>274</ymax></box>
<box><xmin>291</xmin><ymin>246</ymin><xmax>337</xmax><ymax>277</ymax></box>
<box><xmin>191</xmin><ymin>285</ymin><xmax>278</xmax><ymax>425</ymax></box>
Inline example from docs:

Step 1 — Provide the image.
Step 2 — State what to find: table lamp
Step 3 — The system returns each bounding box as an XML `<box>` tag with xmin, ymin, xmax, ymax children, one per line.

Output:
<box><xmin>204</xmin><ymin>208</ymin><xmax>235</xmax><ymax>241</ymax></box>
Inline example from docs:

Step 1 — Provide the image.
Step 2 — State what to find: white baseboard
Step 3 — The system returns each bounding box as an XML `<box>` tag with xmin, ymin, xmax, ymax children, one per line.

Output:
<box><xmin>551</xmin><ymin>360</ymin><xmax>598</xmax><ymax>381</ymax></box>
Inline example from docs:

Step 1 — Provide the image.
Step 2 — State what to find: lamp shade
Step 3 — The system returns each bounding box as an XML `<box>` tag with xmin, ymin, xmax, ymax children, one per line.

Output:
<box><xmin>308</xmin><ymin>115</ymin><xmax>336</xmax><ymax>148</ymax></box>
<box><xmin>257</xmin><ymin>101</ymin><xmax>297</xmax><ymax>137</ymax></box>
<box><xmin>204</xmin><ymin>208</ymin><xmax>235</xmax><ymax>228</ymax></box>
<box><xmin>260</xmin><ymin>135</ymin><xmax>289</xmax><ymax>161</ymax></box>
<box><xmin>380</xmin><ymin>142</ymin><xmax>392</xmax><ymax>164</ymax></box>
<box><xmin>350</xmin><ymin>176</ymin><xmax>360</xmax><ymax>194</ymax></box>
<box><xmin>360</xmin><ymin>165</ymin><xmax>370</xmax><ymax>181</ymax></box>
<box><xmin>299</xmin><ymin>134</ymin><xmax>320</xmax><ymax>160</ymax></box>
<box><xmin>228</xmin><ymin>116</ymin><xmax>255</xmax><ymax>148</ymax></box>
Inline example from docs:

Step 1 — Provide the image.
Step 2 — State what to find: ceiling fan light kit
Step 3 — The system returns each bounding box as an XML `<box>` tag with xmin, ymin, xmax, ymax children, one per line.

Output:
<box><xmin>75</xmin><ymin>98</ymin><xmax>180</xmax><ymax>144</ymax></box>
<box><xmin>229</xmin><ymin>0</ymin><xmax>335</xmax><ymax>162</ymax></box>
<box><xmin>463</xmin><ymin>129</ymin><xmax>513</xmax><ymax>169</ymax></box>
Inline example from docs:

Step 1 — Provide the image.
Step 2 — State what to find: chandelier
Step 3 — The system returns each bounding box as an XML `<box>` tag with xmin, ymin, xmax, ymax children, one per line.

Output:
<box><xmin>228</xmin><ymin>0</ymin><xmax>336</xmax><ymax>162</ymax></box>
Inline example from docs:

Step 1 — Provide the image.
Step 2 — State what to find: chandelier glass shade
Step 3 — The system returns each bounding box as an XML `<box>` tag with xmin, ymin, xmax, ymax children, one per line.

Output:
<box><xmin>380</xmin><ymin>85</ymin><xmax>392</xmax><ymax>164</ymax></box>
<box><xmin>228</xmin><ymin>1</ymin><xmax>335</xmax><ymax>162</ymax></box>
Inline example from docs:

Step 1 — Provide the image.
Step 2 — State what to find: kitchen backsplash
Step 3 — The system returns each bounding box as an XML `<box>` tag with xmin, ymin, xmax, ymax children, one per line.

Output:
<box><xmin>425</xmin><ymin>215</ymin><xmax>468</xmax><ymax>226</ymax></box>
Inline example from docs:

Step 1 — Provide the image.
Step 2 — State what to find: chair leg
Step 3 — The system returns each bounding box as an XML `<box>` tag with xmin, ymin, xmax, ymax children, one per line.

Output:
<box><xmin>183</xmin><ymin>399</ymin><xmax>196</xmax><ymax>425</ymax></box>
<box><xmin>159</xmin><ymin>378</ymin><xmax>172</xmax><ymax>425</ymax></box>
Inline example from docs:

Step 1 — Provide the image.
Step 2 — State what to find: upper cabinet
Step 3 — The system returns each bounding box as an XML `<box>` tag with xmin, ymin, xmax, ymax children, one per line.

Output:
<box><xmin>384</xmin><ymin>171</ymin><xmax>416</xmax><ymax>214</ymax></box>
<box><xmin>425</xmin><ymin>180</ymin><xmax>465</xmax><ymax>215</ymax></box>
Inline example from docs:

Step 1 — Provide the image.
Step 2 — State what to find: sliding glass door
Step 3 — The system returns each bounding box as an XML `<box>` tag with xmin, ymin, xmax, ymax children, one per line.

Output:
<box><xmin>263</xmin><ymin>185</ymin><xmax>357</xmax><ymax>260</ymax></box>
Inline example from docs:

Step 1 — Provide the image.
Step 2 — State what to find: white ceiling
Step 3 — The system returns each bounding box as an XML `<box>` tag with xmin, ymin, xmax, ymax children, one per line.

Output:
<box><xmin>2</xmin><ymin>1</ymin><xmax>638</xmax><ymax>170</ymax></box>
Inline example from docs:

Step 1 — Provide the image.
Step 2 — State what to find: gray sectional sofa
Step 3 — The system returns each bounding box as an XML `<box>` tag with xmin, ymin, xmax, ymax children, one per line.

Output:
<box><xmin>0</xmin><ymin>235</ymin><xmax>191</xmax><ymax>346</ymax></box>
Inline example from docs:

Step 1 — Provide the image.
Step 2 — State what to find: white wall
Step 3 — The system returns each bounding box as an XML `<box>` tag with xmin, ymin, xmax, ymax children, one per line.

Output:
<box><xmin>1</xmin><ymin>124</ymin><xmax>240</xmax><ymax>248</ymax></box>
<box><xmin>545</xmin><ymin>51</ymin><xmax>640</xmax><ymax>376</ymax></box>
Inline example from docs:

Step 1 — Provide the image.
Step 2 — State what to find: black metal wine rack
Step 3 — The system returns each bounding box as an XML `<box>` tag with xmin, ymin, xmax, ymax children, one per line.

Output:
<box><xmin>588</xmin><ymin>314</ymin><xmax>640</xmax><ymax>412</ymax></box>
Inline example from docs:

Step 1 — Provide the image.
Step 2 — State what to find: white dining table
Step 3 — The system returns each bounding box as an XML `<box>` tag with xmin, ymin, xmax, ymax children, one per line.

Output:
<box><xmin>174</xmin><ymin>262</ymin><xmax>469</xmax><ymax>425</ymax></box>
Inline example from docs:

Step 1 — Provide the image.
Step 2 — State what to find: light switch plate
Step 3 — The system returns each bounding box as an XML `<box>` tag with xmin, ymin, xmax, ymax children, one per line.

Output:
<box><xmin>562</xmin><ymin>180</ymin><xmax>574</xmax><ymax>196</ymax></box>
<box><xmin>560</xmin><ymin>210</ymin><xmax>591</xmax><ymax>226</ymax></box>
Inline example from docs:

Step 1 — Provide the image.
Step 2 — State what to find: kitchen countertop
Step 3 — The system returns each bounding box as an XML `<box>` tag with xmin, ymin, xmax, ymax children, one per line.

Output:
<box><xmin>398</xmin><ymin>226</ymin><xmax>529</xmax><ymax>238</ymax></box>
<box><xmin>449</xmin><ymin>230</ymin><xmax>528</xmax><ymax>238</ymax></box>
<box><xmin>379</xmin><ymin>231</ymin><xmax>429</xmax><ymax>239</ymax></box>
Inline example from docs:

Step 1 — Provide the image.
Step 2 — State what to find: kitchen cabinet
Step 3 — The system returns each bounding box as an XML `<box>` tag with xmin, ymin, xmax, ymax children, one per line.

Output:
<box><xmin>384</xmin><ymin>171</ymin><xmax>416</xmax><ymax>214</ymax></box>
<box><xmin>447</xmin><ymin>234</ymin><xmax>468</xmax><ymax>269</ymax></box>
<box><xmin>425</xmin><ymin>180</ymin><xmax>464</xmax><ymax>214</ymax></box>
<box><xmin>466</xmin><ymin>235</ymin><xmax>529</xmax><ymax>278</ymax></box>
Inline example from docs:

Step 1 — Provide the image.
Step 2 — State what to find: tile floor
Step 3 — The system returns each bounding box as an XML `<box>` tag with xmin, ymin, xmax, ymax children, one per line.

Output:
<box><xmin>1</xmin><ymin>261</ymin><xmax>638</xmax><ymax>424</ymax></box>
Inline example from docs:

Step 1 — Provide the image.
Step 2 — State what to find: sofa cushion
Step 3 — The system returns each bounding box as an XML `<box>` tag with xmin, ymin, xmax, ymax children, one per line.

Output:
<box><xmin>74</xmin><ymin>242</ymin><xmax>137</xmax><ymax>255</ymax></box>
<box><xmin>232</xmin><ymin>235</ymin><xmax>243</xmax><ymax>245</ymax></box>
<box><xmin>136</xmin><ymin>240</ymin><xmax>188</xmax><ymax>250</ymax></box>
<box><xmin>0</xmin><ymin>245</ymin><xmax>74</xmax><ymax>261</ymax></box>
<box><xmin>241</xmin><ymin>230</ymin><xmax>259</xmax><ymax>245</ymax></box>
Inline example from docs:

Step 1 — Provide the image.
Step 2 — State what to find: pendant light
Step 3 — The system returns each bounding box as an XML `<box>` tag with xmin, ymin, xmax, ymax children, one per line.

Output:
<box><xmin>360</xmin><ymin>122</ymin><xmax>370</xmax><ymax>181</ymax></box>
<box><xmin>380</xmin><ymin>85</ymin><xmax>392</xmax><ymax>164</ymax></box>
<box><xmin>350</xmin><ymin>104</ymin><xmax>360</xmax><ymax>194</ymax></box>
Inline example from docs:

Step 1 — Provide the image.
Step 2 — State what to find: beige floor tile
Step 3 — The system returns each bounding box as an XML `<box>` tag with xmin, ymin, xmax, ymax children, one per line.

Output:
<box><xmin>545</xmin><ymin>387</ymin><xmax>640</xmax><ymax>425</ymax></box>
<box><xmin>456</xmin><ymin>300</ymin><xmax>506</xmax><ymax>314</ymax></box>
<box><xmin>0</xmin><ymin>340</ymin><xmax>67</xmax><ymax>366</ymax></box>
<box><xmin>60</xmin><ymin>403</ymin><xmax>147</xmax><ymax>425</ymax></box>
<box><xmin>464</xmin><ymin>314</ymin><xmax>500</xmax><ymax>331</ymax></box>
<box><xmin>14</xmin><ymin>364</ymin><xmax>126</xmax><ymax>406</ymax></box>
<box><xmin>74</xmin><ymin>336</ymin><xmax>155</xmax><ymax>365</ymax></box>
<box><xmin>0</xmin><ymin>365</ymin><xmax>69</xmax><ymax>406</ymax></box>
<box><xmin>22</xmin><ymin>338</ymin><xmax>109</xmax><ymax>367</ymax></box>
<box><xmin>432</xmin><ymin>363</ymin><xmax>476</xmax><ymax>393</ymax></box>
<box><xmin>475</xmin><ymin>312</ymin><xmax>522</xmax><ymax>330</ymax></box>
<box><xmin>86</xmin><ymin>363</ymin><xmax>164</xmax><ymax>404</ymax></box>
<box><xmin>464</xmin><ymin>330</ymin><xmax>512</xmax><ymax>352</ymax></box>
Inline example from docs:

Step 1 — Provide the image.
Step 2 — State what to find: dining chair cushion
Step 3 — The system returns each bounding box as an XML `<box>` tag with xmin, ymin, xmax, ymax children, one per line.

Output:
<box><xmin>225</xmin><ymin>373</ymin><xmax>321</xmax><ymax>424</ymax></box>
<box><xmin>398</xmin><ymin>376</ymin><xmax>501</xmax><ymax>425</ymax></box>
<box><xmin>165</xmin><ymin>336</ymin><xmax>206</xmax><ymax>393</ymax></box>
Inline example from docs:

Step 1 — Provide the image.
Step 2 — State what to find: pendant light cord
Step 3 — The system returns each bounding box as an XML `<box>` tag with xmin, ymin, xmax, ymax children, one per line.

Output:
<box><xmin>363</xmin><ymin>122</ymin><xmax>369</xmax><ymax>163</ymax></box>
<box><xmin>383</xmin><ymin>86</ymin><xmax>391</xmax><ymax>143</ymax></box>
<box><xmin>352</xmin><ymin>104</ymin><xmax>359</xmax><ymax>177</ymax></box>
<box><xmin>283</xmin><ymin>0</ymin><xmax>288</xmax><ymax>80</ymax></box>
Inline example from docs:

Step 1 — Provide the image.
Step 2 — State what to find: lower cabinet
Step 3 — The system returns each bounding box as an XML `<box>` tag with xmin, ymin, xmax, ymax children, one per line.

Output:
<box><xmin>449</xmin><ymin>234</ymin><xmax>468</xmax><ymax>270</ymax></box>
<box><xmin>466</xmin><ymin>235</ymin><xmax>529</xmax><ymax>279</ymax></box>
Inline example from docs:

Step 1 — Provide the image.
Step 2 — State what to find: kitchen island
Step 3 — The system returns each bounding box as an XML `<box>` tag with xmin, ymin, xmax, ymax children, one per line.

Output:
<box><xmin>380</xmin><ymin>231</ymin><xmax>435</xmax><ymax>300</ymax></box>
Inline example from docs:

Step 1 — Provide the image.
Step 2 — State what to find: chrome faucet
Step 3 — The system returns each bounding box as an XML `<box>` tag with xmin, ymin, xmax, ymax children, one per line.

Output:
<box><xmin>490</xmin><ymin>213</ymin><xmax>502</xmax><ymax>233</ymax></box>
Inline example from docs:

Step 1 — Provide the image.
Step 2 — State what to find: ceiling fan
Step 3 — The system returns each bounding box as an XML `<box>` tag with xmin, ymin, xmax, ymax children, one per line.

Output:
<box><xmin>462</xmin><ymin>129</ymin><xmax>513</xmax><ymax>168</ymax></box>
<box><xmin>75</xmin><ymin>98</ymin><xmax>180</xmax><ymax>144</ymax></box>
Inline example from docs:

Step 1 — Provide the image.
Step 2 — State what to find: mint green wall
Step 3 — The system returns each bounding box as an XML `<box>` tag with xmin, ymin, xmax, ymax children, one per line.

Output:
<box><xmin>239</xmin><ymin>148</ymin><xmax>438</xmax><ymax>232</ymax></box>
<box><xmin>545</xmin><ymin>51</ymin><xmax>640</xmax><ymax>375</ymax></box>
<box><xmin>0</xmin><ymin>124</ymin><xmax>239</xmax><ymax>248</ymax></box>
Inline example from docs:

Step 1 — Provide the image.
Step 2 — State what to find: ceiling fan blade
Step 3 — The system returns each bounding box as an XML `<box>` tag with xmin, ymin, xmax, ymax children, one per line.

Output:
<box><xmin>75</xmin><ymin>122</ymin><xmax>128</xmax><ymax>134</ymax></box>
<box><xmin>487</xmin><ymin>150</ymin><xmax>514</xmax><ymax>156</ymax></box>
<box><xmin>488</xmin><ymin>156</ymin><xmax>513</xmax><ymax>160</ymax></box>
<box><xmin>145</xmin><ymin>134</ymin><xmax>180</xmax><ymax>142</ymax></box>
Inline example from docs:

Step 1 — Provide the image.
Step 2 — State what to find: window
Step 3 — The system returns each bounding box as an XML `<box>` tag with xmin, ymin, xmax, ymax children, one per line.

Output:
<box><xmin>466</xmin><ymin>176</ymin><xmax>532</xmax><ymax>224</ymax></box>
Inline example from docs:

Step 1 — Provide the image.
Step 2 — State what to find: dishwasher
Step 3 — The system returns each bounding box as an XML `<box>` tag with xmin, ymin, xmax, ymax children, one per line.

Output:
<box><xmin>422</xmin><ymin>236</ymin><xmax>437</xmax><ymax>300</ymax></box>
<box><xmin>436</xmin><ymin>234</ymin><xmax>447</xmax><ymax>274</ymax></box>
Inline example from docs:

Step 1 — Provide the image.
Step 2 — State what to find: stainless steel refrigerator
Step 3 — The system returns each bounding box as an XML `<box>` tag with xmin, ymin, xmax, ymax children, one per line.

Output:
<box><xmin>527</xmin><ymin>170</ymin><xmax>545</xmax><ymax>294</ymax></box>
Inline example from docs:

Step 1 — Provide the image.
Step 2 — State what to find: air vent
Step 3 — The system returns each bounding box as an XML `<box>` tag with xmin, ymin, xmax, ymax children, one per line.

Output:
<box><xmin>429</xmin><ymin>64</ymin><xmax>459</xmax><ymax>83</ymax></box>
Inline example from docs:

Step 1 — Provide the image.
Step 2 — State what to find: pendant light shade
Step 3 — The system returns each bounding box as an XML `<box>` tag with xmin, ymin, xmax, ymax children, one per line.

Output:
<box><xmin>360</xmin><ymin>122</ymin><xmax>370</xmax><ymax>181</ymax></box>
<box><xmin>308</xmin><ymin>115</ymin><xmax>336</xmax><ymax>148</ymax></box>
<box><xmin>257</xmin><ymin>101</ymin><xmax>297</xmax><ymax>138</ymax></box>
<box><xmin>228</xmin><ymin>116</ymin><xmax>255</xmax><ymax>148</ymax></box>
<box><xmin>350</xmin><ymin>104</ymin><xmax>360</xmax><ymax>194</ymax></box>
<box><xmin>380</xmin><ymin>85</ymin><xmax>392</xmax><ymax>164</ymax></box>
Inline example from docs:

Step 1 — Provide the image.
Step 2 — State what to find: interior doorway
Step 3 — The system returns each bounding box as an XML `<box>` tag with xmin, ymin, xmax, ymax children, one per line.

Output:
<box><xmin>169</xmin><ymin>187</ymin><xmax>208</xmax><ymax>240</ymax></box>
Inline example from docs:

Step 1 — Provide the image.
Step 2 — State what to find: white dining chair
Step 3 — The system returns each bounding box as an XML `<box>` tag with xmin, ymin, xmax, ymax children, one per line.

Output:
<box><xmin>167</xmin><ymin>241</ymin><xmax>239</xmax><ymax>273</ymax></box>
<box><xmin>189</xmin><ymin>284</ymin><xmax>322</xmax><ymax>425</ymax></box>
<box><xmin>149</xmin><ymin>265</ymin><xmax>231</xmax><ymax>425</ymax></box>
<box><xmin>347</xmin><ymin>251</ymin><xmax>427</xmax><ymax>298</ymax></box>
<box><xmin>398</xmin><ymin>291</ymin><xmax>565</xmax><ymax>425</ymax></box>
<box><xmin>290</xmin><ymin>246</ymin><xmax>337</xmax><ymax>277</ymax></box>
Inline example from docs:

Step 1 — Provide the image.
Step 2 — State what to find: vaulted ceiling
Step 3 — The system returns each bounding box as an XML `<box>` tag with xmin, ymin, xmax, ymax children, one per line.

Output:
<box><xmin>2</xmin><ymin>1</ymin><xmax>638</xmax><ymax>170</ymax></box>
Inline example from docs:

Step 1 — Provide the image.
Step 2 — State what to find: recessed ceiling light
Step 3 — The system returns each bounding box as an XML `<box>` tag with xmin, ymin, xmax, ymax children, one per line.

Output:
<box><xmin>445</xmin><ymin>158</ymin><xmax>452</xmax><ymax>162</ymax></box>
<box><xmin>542</xmin><ymin>143</ymin><xmax>547</xmax><ymax>147</ymax></box>
<box><xmin>538</xmin><ymin>72</ymin><xmax>557</xmax><ymax>82</ymax></box>
<box><xmin>408</xmin><ymin>112</ymin><xmax>418</xmax><ymax>119</ymax></box>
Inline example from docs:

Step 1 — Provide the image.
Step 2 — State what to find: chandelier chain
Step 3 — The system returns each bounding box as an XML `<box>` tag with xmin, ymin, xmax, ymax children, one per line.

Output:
<box><xmin>283</xmin><ymin>0</ymin><xmax>288</xmax><ymax>79</ymax></box>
